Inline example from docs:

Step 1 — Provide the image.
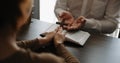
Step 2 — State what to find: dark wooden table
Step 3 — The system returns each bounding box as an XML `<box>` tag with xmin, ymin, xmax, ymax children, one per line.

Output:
<box><xmin>17</xmin><ymin>19</ymin><xmax>120</xmax><ymax>63</ymax></box>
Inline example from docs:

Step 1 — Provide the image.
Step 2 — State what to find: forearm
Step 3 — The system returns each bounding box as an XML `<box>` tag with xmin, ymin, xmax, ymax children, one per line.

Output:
<box><xmin>54</xmin><ymin>0</ymin><xmax>68</xmax><ymax>19</ymax></box>
<box><xmin>17</xmin><ymin>38</ymin><xmax>43</xmax><ymax>51</ymax></box>
<box><xmin>83</xmin><ymin>18</ymin><xmax>118</xmax><ymax>34</ymax></box>
<box><xmin>17</xmin><ymin>38</ymin><xmax>46</xmax><ymax>51</ymax></box>
<box><xmin>55</xmin><ymin>44</ymin><xmax>80</xmax><ymax>63</ymax></box>
<box><xmin>83</xmin><ymin>0</ymin><xmax>119</xmax><ymax>34</ymax></box>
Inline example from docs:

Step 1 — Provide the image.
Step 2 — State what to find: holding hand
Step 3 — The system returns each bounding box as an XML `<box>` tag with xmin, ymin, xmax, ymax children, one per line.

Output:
<box><xmin>38</xmin><ymin>31</ymin><xmax>57</xmax><ymax>45</ymax></box>
<box><xmin>63</xmin><ymin>16</ymin><xmax>86</xmax><ymax>31</ymax></box>
<box><xmin>54</xmin><ymin>27</ymin><xmax>66</xmax><ymax>46</ymax></box>
<box><xmin>38</xmin><ymin>27</ymin><xmax>65</xmax><ymax>46</ymax></box>
<box><xmin>59</xmin><ymin>11</ymin><xmax>74</xmax><ymax>27</ymax></box>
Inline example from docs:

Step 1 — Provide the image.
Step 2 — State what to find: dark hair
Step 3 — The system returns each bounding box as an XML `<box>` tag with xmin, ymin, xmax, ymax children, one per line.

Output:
<box><xmin>0</xmin><ymin>0</ymin><xmax>24</xmax><ymax>31</ymax></box>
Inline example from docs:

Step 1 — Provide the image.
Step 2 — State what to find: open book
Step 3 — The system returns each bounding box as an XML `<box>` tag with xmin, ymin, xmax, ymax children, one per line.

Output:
<box><xmin>43</xmin><ymin>24</ymin><xmax>90</xmax><ymax>46</ymax></box>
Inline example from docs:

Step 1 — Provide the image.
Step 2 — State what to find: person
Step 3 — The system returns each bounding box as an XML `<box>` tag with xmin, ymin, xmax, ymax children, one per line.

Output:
<box><xmin>54</xmin><ymin>0</ymin><xmax>120</xmax><ymax>34</ymax></box>
<box><xmin>0</xmin><ymin>0</ymin><xmax>80</xmax><ymax>63</ymax></box>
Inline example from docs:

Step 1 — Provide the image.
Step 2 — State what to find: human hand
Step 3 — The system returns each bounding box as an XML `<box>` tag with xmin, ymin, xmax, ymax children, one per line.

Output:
<box><xmin>59</xmin><ymin>11</ymin><xmax>74</xmax><ymax>27</ymax></box>
<box><xmin>38</xmin><ymin>31</ymin><xmax>57</xmax><ymax>45</ymax></box>
<box><xmin>76</xmin><ymin>16</ymin><xmax>86</xmax><ymax>24</ymax></box>
<box><xmin>63</xmin><ymin>16</ymin><xmax>86</xmax><ymax>31</ymax></box>
<box><xmin>54</xmin><ymin>27</ymin><xmax>66</xmax><ymax>46</ymax></box>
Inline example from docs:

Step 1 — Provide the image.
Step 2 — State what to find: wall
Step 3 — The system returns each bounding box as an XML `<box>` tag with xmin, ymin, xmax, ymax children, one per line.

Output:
<box><xmin>40</xmin><ymin>0</ymin><xmax>57</xmax><ymax>23</ymax></box>
<box><xmin>32</xmin><ymin>0</ymin><xmax>40</xmax><ymax>19</ymax></box>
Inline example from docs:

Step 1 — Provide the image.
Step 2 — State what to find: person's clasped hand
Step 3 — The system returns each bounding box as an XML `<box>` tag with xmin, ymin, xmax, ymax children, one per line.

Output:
<box><xmin>54</xmin><ymin>27</ymin><xmax>66</xmax><ymax>46</ymax></box>
<box><xmin>37</xmin><ymin>27</ymin><xmax>66</xmax><ymax>46</ymax></box>
<box><xmin>38</xmin><ymin>31</ymin><xmax>57</xmax><ymax>45</ymax></box>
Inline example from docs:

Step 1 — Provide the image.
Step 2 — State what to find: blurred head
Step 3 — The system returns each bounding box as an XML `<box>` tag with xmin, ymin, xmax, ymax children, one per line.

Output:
<box><xmin>0</xmin><ymin>0</ymin><xmax>33</xmax><ymax>32</ymax></box>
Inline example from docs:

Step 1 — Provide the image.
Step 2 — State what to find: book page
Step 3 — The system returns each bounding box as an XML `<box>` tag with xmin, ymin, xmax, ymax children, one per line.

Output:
<box><xmin>66</xmin><ymin>31</ymin><xmax>90</xmax><ymax>46</ymax></box>
<box><xmin>44</xmin><ymin>24</ymin><xmax>90</xmax><ymax>46</ymax></box>
<box><xmin>45</xmin><ymin>24</ymin><xmax>59</xmax><ymax>32</ymax></box>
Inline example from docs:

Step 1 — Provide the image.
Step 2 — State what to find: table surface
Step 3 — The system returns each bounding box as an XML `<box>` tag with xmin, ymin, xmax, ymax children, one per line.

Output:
<box><xmin>17</xmin><ymin>19</ymin><xmax>120</xmax><ymax>63</ymax></box>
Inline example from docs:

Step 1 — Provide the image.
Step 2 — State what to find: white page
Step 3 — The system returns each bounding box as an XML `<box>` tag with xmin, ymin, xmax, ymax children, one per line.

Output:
<box><xmin>44</xmin><ymin>24</ymin><xmax>90</xmax><ymax>46</ymax></box>
<box><xmin>66</xmin><ymin>31</ymin><xmax>90</xmax><ymax>46</ymax></box>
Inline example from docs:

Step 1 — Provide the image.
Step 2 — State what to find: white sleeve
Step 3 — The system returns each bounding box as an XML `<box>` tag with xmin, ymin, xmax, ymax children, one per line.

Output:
<box><xmin>54</xmin><ymin>0</ymin><xmax>68</xmax><ymax>18</ymax></box>
<box><xmin>83</xmin><ymin>0</ymin><xmax>120</xmax><ymax>34</ymax></box>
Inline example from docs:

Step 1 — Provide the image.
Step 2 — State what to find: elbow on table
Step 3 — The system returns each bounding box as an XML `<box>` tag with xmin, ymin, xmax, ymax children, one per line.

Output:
<box><xmin>102</xmin><ymin>23</ymin><xmax>118</xmax><ymax>34</ymax></box>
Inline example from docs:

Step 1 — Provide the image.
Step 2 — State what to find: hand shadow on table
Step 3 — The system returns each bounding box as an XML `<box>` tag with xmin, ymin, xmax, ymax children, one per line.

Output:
<box><xmin>64</xmin><ymin>41</ymin><xmax>84</xmax><ymax>48</ymax></box>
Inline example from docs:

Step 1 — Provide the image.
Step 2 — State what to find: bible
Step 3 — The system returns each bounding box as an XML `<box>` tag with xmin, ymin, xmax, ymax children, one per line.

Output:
<box><xmin>42</xmin><ymin>23</ymin><xmax>90</xmax><ymax>46</ymax></box>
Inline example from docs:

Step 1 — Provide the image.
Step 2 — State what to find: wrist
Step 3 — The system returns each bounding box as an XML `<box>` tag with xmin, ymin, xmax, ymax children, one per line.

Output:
<box><xmin>80</xmin><ymin>18</ymin><xmax>86</xmax><ymax>29</ymax></box>
<box><xmin>38</xmin><ymin>38</ymin><xmax>49</xmax><ymax>45</ymax></box>
<box><xmin>82</xmin><ymin>20</ymin><xmax>86</xmax><ymax>28</ymax></box>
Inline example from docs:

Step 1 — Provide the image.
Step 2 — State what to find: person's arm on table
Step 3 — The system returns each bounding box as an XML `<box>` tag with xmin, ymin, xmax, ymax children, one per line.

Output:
<box><xmin>54</xmin><ymin>27</ymin><xmax>80</xmax><ymax>63</ymax></box>
<box><xmin>80</xmin><ymin>0</ymin><xmax>119</xmax><ymax>33</ymax></box>
<box><xmin>17</xmin><ymin>31</ymin><xmax>56</xmax><ymax>51</ymax></box>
